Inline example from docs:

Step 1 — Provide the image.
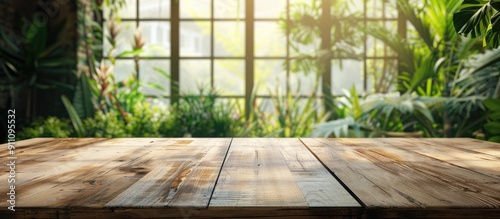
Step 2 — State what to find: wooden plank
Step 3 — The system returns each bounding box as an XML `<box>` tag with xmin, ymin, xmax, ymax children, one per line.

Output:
<box><xmin>0</xmin><ymin>207</ymin><xmax>364</xmax><ymax>219</ymax></box>
<box><xmin>272</xmin><ymin>138</ymin><xmax>359</xmax><ymax>207</ymax></box>
<box><xmin>0</xmin><ymin>138</ymin><xmax>231</xmax><ymax>209</ymax></box>
<box><xmin>301</xmin><ymin>138</ymin><xmax>500</xmax><ymax>209</ymax></box>
<box><xmin>380</xmin><ymin>138</ymin><xmax>500</xmax><ymax>180</ymax></box>
<box><xmin>0</xmin><ymin>138</ymin><xmax>157</xmax><ymax>208</ymax></box>
<box><xmin>106</xmin><ymin>138</ymin><xmax>231</xmax><ymax>208</ymax></box>
<box><xmin>210</xmin><ymin>138</ymin><xmax>309</xmax><ymax>207</ymax></box>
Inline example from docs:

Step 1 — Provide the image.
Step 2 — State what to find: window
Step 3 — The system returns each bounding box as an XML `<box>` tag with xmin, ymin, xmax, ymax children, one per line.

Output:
<box><xmin>104</xmin><ymin>0</ymin><xmax>401</xmax><ymax>116</ymax></box>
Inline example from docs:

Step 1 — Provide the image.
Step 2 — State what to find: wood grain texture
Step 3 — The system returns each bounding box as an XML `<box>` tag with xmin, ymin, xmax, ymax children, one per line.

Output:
<box><xmin>272</xmin><ymin>138</ymin><xmax>359</xmax><ymax>207</ymax></box>
<box><xmin>106</xmin><ymin>138</ymin><xmax>231</xmax><ymax>208</ymax></box>
<box><xmin>301</xmin><ymin>138</ymin><xmax>500</xmax><ymax>209</ymax></box>
<box><xmin>210</xmin><ymin>138</ymin><xmax>308</xmax><ymax>207</ymax></box>
<box><xmin>0</xmin><ymin>138</ymin><xmax>231</xmax><ymax>209</ymax></box>
<box><xmin>3</xmin><ymin>137</ymin><xmax>500</xmax><ymax>219</ymax></box>
<box><xmin>0</xmin><ymin>207</ymin><xmax>363</xmax><ymax>219</ymax></box>
<box><xmin>210</xmin><ymin>138</ymin><xmax>359</xmax><ymax>207</ymax></box>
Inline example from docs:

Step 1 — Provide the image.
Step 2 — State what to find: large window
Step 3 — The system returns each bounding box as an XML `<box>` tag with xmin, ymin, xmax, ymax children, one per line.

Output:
<box><xmin>104</xmin><ymin>0</ymin><xmax>401</xmax><ymax>115</ymax></box>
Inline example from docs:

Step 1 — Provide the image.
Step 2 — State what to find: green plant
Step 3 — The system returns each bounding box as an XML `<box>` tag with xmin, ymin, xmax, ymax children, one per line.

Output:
<box><xmin>166</xmin><ymin>86</ymin><xmax>244</xmax><ymax>137</ymax></box>
<box><xmin>364</xmin><ymin>0</ymin><xmax>467</xmax><ymax>96</ymax></box>
<box><xmin>483</xmin><ymin>98</ymin><xmax>500</xmax><ymax>142</ymax></box>
<box><xmin>0</xmin><ymin>21</ymin><xmax>76</xmax><ymax>119</ymax></box>
<box><xmin>18</xmin><ymin>117</ymin><xmax>73</xmax><ymax>139</ymax></box>
<box><xmin>83</xmin><ymin>111</ymin><xmax>127</xmax><ymax>138</ymax></box>
<box><xmin>311</xmin><ymin>87</ymin><xmax>441</xmax><ymax>137</ymax></box>
<box><xmin>247</xmin><ymin>80</ymin><xmax>328</xmax><ymax>137</ymax></box>
<box><xmin>279</xmin><ymin>0</ymin><xmax>362</xmax><ymax>114</ymax></box>
<box><xmin>126</xmin><ymin>102</ymin><xmax>166</xmax><ymax>137</ymax></box>
<box><xmin>310</xmin><ymin>85</ymin><xmax>368</xmax><ymax>137</ymax></box>
<box><xmin>454</xmin><ymin>0</ymin><xmax>500</xmax><ymax>48</ymax></box>
<box><xmin>361</xmin><ymin>93</ymin><xmax>437</xmax><ymax>136</ymax></box>
<box><xmin>437</xmin><ymin>49</ymin><xmax>500</xmax><ymax>137</ymax></box>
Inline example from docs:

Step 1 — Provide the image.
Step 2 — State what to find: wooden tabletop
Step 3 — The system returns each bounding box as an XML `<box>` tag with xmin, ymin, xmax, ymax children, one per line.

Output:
<box><xmin>1</xmin><ymin>138</ymin><xmax>500</xmax><ymax>218</ymax></box>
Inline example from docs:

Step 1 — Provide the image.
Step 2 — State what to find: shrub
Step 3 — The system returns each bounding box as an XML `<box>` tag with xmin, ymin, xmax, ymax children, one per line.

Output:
<box><xmin>18</xmin><ymin>117</ymin><xmax>73</xmax><ymax>139</ymax></box>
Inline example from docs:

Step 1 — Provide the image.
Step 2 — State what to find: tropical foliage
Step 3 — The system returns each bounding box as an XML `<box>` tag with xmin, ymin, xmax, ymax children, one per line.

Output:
<box><xmin>10</xmin><ymin>0</ymin><xmax>500</xmax><ymax>142</ymax></box>
<box><xmin>453</xmin><ymin>0</ymin><xmax>500</xmax><ymax>48</ymax></box>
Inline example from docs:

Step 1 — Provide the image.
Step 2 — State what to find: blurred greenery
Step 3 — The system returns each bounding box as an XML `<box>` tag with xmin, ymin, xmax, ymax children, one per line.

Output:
<box><xmin>484</xmin><ymin>98</ymin><xmax>500</xmax><ymax>142</ymax></box>
<box><xmin>13</xmin><ymin>0</ymin><xmax>500</xmax><ymax>142</ymax></box>
<box><xmin>18</xmin><ymin>117</ymin><xmax>73</xmax><ymax>139</ymax></box>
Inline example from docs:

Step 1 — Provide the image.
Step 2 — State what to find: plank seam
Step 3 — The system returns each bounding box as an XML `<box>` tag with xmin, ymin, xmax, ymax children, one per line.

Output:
<box><xmin>298</xmin><ymin>138</ymin><xmax>367</xmax><ymax>208</ymax></box>
<box><xmin>207</xmin><ymin>138</ymin><xmax>233</xmax><ymax>208</ymax></box>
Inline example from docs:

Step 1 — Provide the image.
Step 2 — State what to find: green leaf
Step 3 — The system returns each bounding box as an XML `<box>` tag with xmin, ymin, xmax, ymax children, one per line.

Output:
<box><xmin>153</xmin><ymin>67</ymin><xmax>171</xmax><ymax>80</ymax></box>
<box><xmin>116</xmin><ymin>49</ymin><xmax>143</xmax><ymax>57</ymax></box>
<box><xmin>484</xmin><ymin>98</ymin><xmax>500</xmax><ymax>111</ymax></box>
<box><xmin>491</xmin><ymin>0</ymin><xmax>500</xmax><ymax>11</ymax></box>
<box><xmin>485</xmin><ymin>121</ymin><xmax>500</xmax><ymax>134</ymax></box>
<box><xmin>62</xmin><ymin>95</ymin><xmax>86</xmax><ymax>137</ymax></box>
<box><xmin>38</xmin><ymin>78</ymin><xmax>74</xmax><ymax>90</ymax></box>
<box><xmin>38</xmin><ymin>58</ymin><xmax>75</xmax><ymax>68</ymax></box>
<box><xmin>485</xmin><ymin>28</ymin><xmax>500</xmax><ymax>48</ymax></box>
<box><xmin>454</xmin><ymin>1</ymin><xmax>493</xmax><ymax>38</ymax></box>
<box><xmin>488</xmin><ymin>136</ymin><xmax>500</xmax><ymax>142</ymax></box>
<box><xmin>489</xmin><ymin>111</ymin><xmax>500</xmax><ymax>120</ymax></box>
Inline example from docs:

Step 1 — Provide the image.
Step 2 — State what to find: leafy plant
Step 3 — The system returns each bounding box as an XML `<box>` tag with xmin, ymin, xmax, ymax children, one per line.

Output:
<box><xmin>166</xmin><ymin>86</ymin><xmax>244</xmax><ymax>137</ymax></box>
<box><xmin>83</xmin><ymin>111</ymin><xmax>127</xmax><ymax>138</ymax></box>
<box><xmin>362</xmin><ymin>93</ymin><xmax>437</xmax><ymax>136</ymax></box>
<box><xmin>454</xmin><ymin>0</ymin><xmax>500</xmax><ymax>48</ymax></box>
<box><xmin>0</xmin><ymin>21</ymin><xmax>76</xmax><ymax>120</ymax></box>
<box><xmin>18</xmin><ymin>117</ymin><xmax>73</xmax><ymax>139</ymax></box>
<box><xmin>279</xmin><ymin>0</ymin><xmax>362</xmax><ymax>113</ymax></box>
<box><xmin>311</xmin><ymin>87</ymin><xmax>440</xmax><ymax>137</ymax></box>
<box><xmin>483</xmin><ymin>98</ymin><xmax>500</xmax><ymax>142</ymax></box>
<box><xmin>126</xmin><ymin>102</ymin><xmax>166</xmax><ymax>137</ymax></box>
<box><xmin>310</xmin><ymin>85</ymin><xmax>367</xmax><ymax>137</ymax></box>
<box><xmin>438</xmin><ymin>48</ymin><xmax>500</xmax><ymax>137</ymax></box>
<box><xmin>248</xmin><ymin>80</ymin><xmax>328</xmax><ymax>137</ymax></box>
<box><xmin>0</xmin><ymin>22</ymin><xmax>75</xmax><ymax>89</ymax></box>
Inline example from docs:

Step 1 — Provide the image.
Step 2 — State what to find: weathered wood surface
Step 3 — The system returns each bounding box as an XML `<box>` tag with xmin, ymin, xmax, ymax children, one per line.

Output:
<box><xmin>1</xmin><ymin>137</ymin><xmax>500</xmax><ymax>219</ymax></box>
<box><xmin>1</xmin><ymin>138</ymin><xmax>231</xmax><ymax>209</ymax></box>
<box><xmin>210</xmin><ymin>138</ymin><xmax>359</xmax><ymax>207</ymax></box>
<box><xmin>301</xmin><ymin>138</ymin><xmax>500</xmax><ymax>210</ymax></box>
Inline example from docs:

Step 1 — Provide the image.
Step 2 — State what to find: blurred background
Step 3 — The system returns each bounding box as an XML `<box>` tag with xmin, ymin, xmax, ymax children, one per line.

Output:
<box><xmin>1</xmin><ymin>0</ymin><xmax>499</xmax><ymax>142</ymax></box>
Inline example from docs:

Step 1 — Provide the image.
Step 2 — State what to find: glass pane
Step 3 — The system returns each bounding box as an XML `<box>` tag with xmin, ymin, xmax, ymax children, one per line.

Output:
<box><xmin>290</xmin><ymin>39</ymin><xmax>319</xmax><ymax>57</ymax></box>
<box><xmin>254</xmin><ymin>98</ymin><xmax>274</xmax><ymax>113</ymax></box>
<box><xmin>180</xmin><ymin>60</ymin><xmax>210</xmax><ymax>93</ymax></box>
<box><xmin>331</xmin><ymin>60</ymin><xmax>364</xmax><ymax>95</ymax></box>
<box><xmin>214</xmin><ymin>60</ymin><xmax>244</xmax><ymax>95</ymax></box>
<box><xmin>139</xmin><ymin>21</ymin><xmax>171</xmax><ymax>57</ymax></box>
<box><xmin>103</xmin><ymin>21</ymin><xmax>136</xmax><ymax>57</ymax></box>
<box><xmin>255</xmin><ymin>22</ymin><xmax>286</xmax><ymax>57</ymax></box>
<box><xmin>214</xmin><ymin>0</ymin><xmax>245</xmax><ymax>18</ymax></box>
<box><xmin>180</xmin><ymin>0</ymin><xmax>210</xmax><ymax>19</ymax></box>
<box><xmin>214</xmin><ymin>22</ymin><xmax>245</xmax><ymax>57</ymax></box>
<box><xmin>289</xmin><ymin>72</ymin><xmax>320</xmax><ymax>95</ymax></box>
<box><xmin>104</xmin><ymin>0</ymin><xmax>136</xmax><ymax>19</ymax></box>
<box><xmin>180</xmin><ymin>21</ymin><xmax>211</xmax><ymax>57</ymax></box>
<box><xmin>106</xmin><ymin>59</ymin><xmax>136</xmax><ymax>82</ymax></box>
<box><xmin>366</xmin><ymin>59</ymin><xmax>397</xmax><ymax>93</ymax></box>
<box><xmin>139</xmin><ymin>60</ymin><xmax>170</xmax><ymax>96</ymax></box>
<box><xmin>139</xmin><ymin>0</ymin><xmax>170</xmax><ymax>18</ymax></box>
<box><xmin>367</xmin><ymin>0</ymin><xmax>384</xmax><ymax>18</ymax></box>
<box><xmin>255</xmin><ymin>0</ymin><xmax>286</xmax><ymax>18</ymax></box>
<box><xmin>343</xmin><ymin>0</ymin><xmax>364</xmax><ymax>15</ymax></box>
<box><xmin>255</xmin><ymin>60</ymin><xmax>286</xmax><ymax>95</ymax></box>
<box><xmin>384</xmin><ymin>0</ymin><xmax>398</xmax><ymax>18</ymax></box>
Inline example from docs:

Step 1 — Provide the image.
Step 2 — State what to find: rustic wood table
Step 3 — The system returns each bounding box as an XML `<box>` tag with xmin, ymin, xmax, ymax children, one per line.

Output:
<box><xmin>1</xmin><ymin>138</ymin><xmax>500</xmax><ymax>218</ymax></box>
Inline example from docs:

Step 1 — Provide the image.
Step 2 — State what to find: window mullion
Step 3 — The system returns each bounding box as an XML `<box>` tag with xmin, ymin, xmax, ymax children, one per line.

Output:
<box><xmin>245</xmin><ymin>0</ymin><xmax>254</xmax><ymax>120</ymax></box>
<box><xmin>171</xmin><ymin>0</ymin><xmax>180</xmax><ymax>104</ymax></box>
